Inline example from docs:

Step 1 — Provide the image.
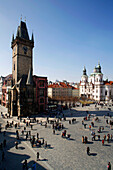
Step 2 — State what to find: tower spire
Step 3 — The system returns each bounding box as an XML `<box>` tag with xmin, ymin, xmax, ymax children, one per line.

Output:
<box><xmin>12</xmin><ymin>34</ymin><xmax>14</xmax><ymax>43</ymax></box>
<box><xmin>31</xmin><ymin>32</ymin><xmax>34</xmax><ymax>42</ymax></box>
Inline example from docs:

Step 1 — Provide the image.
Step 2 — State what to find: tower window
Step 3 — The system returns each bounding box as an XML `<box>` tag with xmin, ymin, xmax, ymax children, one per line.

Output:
<box><xmin>14</xmin><ymin>64</ymin><xmax>15</xmax><ymax>71</ymax></box>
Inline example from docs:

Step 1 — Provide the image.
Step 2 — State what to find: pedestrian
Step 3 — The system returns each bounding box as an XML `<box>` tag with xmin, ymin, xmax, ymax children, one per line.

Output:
<box><xmin>107</xmin><ymin>162</ymin><xmax>111</xmax><ymax>170</ymax></box>
<box><xmin>26</xmin><ymin>133</ymin><xmax>28</xmax><ymax>140</ymax></box>
<box><xmin>37</xmin><ymin>133</ymin><xmax>39</xmax><ymax>138</ymax></box>
<box><xmin>87</xmin><ymin>147</ymin><xmax>90</xmax><ymax>155</ymax></box>
<box><xmin>44</xmin><ymin>141</ymin><xmax>47</xmax><ymax>148</ymax></box>
<box><xmin>15</xmin><ymin>141</ymin><xmax>18</xmax><ymax>149</ymax></box>
<box><xmin>84</xmin><ymin>124</ymin><xmax>87</xmax><ymax>129</ymax></box>
<box><xmin>37</xmin><ymin>152</ymin><xmax>39</xmax><ymax>161</ymax></box>
<box><xmin>53</xmin><ymin>129</ymin><xmax>55</xmax><ymax>135</ymax></box>
<box><xmin>104</xmin><ymin>135</ymin><xmax>106</xmax><ymax>141</ymax></box>
<box><xmin>98</xmin><ymin>135</ymin><xmax>100</xmax><ymax>140</ymax></box>
<box><xmin>82</xmin><ymin>136</ymin><xmax>84</xmax><ymax>143</ymax></box>
<box><xmin>102</xmin><ymin>139</ymin><xmax>104</xmax><ymax>145</ymax></box>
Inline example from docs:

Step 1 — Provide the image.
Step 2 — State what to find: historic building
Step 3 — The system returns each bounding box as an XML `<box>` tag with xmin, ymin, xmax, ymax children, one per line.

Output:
<box><xmin>2</xmin><ymin>74</ymin><xmax>12</xmax><ymax>107</ymax></box>
<box><xmin>48</xmin><ymin>81</ymin><xmax>79</xmax><ymax>98</ymax></box>
<box><xmin>79</xmin><ymin>63</ymin><xmax>113</xmax><ymax>102</ymax></box>
<box><xmin>8</xmin><ymin>20</ymin><xmax>47</xmax><ymax>116</ymax></box>
<box><xmin>0</xmin><ymin>76</ymin><xmax>5</xmax><ymax>103</ymax></box>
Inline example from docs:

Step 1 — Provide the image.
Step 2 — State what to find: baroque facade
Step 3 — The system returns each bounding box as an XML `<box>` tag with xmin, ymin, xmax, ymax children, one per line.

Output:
<box><xmin>79</xmin><ymin>63</ymin><xmax>113</xmax><ymax>102</ymax></box>
<box><xmin>8</xmin><ymin>20</ymin><xmax>47</xmax><ymax>116</ymax></box>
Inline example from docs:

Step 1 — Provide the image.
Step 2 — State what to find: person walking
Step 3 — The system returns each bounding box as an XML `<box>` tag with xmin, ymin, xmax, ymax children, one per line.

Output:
<box><xmin>15</xmin><ymin>141</ymin><xmax>18</xmax><ymax>149</ymax></box>
<box><xmin>37</xmin><ymin>152</ymin><xmax>39</xmax><ymax>161</ymax></box>
<box><xmin>87</xmin><ymin>147</ymin><xmax>90</xmax><ymax>155</ymax></box>
<box><xmin>107</xmin><ymin>162</ymin><xmax>111</xmax><ymax>170</ymax></box>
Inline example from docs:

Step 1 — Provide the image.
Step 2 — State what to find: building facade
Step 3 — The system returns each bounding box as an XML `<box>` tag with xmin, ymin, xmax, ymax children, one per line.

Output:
<box><xmin>48</xmin><ymin>81</ymin><xmax>79</xmax><ymax>98</ymax></box>
<box><xmin>0</xmin><ymin>76</ymin><xmax>5</xmax><ymax>103</ymax></box>
<box><xmin>8</xmin><ymin>20</ymin><xmax>47</xmax><ymax>116</ymax></box>
<box><xmin>79</xmin><ymin>63</ymin><xmax>113</xmax><ymax>102</ymax></box>
<box><xmin>2</xmin><ymin>74</ymin><xmax>12</xmax><ymax>107</ymax></box>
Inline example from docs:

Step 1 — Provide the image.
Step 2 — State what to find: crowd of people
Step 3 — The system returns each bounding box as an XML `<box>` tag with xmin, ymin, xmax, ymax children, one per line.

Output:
<box><xmin>0</xmin><ymin>109</ymin><xmax>112</xmax><ymax>169</ymax></box>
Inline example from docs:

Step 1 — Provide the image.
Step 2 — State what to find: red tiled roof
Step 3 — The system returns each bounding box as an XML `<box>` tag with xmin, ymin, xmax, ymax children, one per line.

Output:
<box><xmin>105</xmin><ymin>81</ymin><xmax>113</xmax><ymax>85</ymax></box>
<box><xmin>48</xmin><ymin>82</ymin><xmax>79</xmax><ymax>89</ymax></box>
<box><xmin>48</xmin><ymin>83</ymin><xmax>61</xmax><ymax>88</ymax></box>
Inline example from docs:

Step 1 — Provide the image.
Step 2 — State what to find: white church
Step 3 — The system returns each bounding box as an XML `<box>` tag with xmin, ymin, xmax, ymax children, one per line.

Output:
<box><xmin>79</xmin><ymin>63</ymin><xmax>113</xmax><ymax>102</ymax></box>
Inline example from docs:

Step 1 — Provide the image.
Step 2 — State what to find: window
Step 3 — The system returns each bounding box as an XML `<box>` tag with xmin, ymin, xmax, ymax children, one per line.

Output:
<box><xmin>40</xmin><ymin>98</ymin><xmax>44</xmax><ymax>103</ymax></box>
<box><xmin>101</xmin><ymin>89</ymin><xmax>102</xmax><ymax>93</ymax></box>
<box><xmin>14</xmin><ymin>63</ymin><xmax>15</xmax><ymax>71</ymax></box>
<box><xmin>96</xmin><ymin>89</ymin><xmax>98</xmax><ymax>93</ymax></box>
<box><xmin>39</xmin><ymin>90</ymin><xmax>44</xmax><ymax>96</ymax></box>
<box><xmin>39</xmin><ymin>80</ymin><xmax>45</xmax><ymax>87</ymax></box>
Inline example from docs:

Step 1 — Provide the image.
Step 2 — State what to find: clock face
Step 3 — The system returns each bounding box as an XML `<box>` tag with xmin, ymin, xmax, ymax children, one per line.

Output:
<box><xmin>23</xmin><ymin>46</ymin><xmax>28</xmax><ymax>54</ymax></box>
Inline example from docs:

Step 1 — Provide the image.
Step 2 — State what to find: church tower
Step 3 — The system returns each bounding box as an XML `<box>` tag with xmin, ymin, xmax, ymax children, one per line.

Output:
<box><xmin>11</xmin><ymin>20</ymin><xmax>34</xmax><ymax>85</ymax></box>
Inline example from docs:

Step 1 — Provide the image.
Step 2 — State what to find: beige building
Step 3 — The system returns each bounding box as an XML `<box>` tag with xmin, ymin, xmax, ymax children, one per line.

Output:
<box><xmin>48</xmin><ymin>82</ymin><xmax>79</xmax><ymax>98</ymax></box>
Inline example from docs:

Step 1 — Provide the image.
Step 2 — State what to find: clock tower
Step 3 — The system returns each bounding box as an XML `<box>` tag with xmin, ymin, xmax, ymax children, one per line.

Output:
<box><xmin>11</xmin><ymin>21</ymin><xmax>34</xmax><ymax>85</ymax></box>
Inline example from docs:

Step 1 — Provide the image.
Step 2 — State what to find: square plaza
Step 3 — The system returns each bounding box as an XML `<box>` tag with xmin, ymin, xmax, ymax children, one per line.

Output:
<box><xmin>0</xmin><ymin>104</ymin><xmax>113</xmax><ymax>169</ymax></box>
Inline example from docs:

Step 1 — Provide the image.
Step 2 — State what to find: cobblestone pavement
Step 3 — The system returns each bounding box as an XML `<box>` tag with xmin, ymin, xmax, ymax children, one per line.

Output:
<box><xmin>0</xmin><ymin>104</ymin><xmax>113</xmax><ymax>170</ymax></box>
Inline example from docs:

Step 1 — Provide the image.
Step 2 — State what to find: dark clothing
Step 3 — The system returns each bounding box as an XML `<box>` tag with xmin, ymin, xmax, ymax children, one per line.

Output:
<box><xmin>87</xmin><ymin>147</ymin><xmax>90</xmax><ymax>155</ymax></box>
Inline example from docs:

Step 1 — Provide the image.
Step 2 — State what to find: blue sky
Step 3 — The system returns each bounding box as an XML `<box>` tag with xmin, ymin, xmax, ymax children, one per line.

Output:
<box><xmin>0</xmin><ymin>0</ymin><xmax>113</xmax><ymax>82</ymax></box>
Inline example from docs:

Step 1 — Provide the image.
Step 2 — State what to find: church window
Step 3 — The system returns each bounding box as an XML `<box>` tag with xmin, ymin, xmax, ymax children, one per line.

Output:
<box><xmin>96</xmin><ymin>89</ymin><xmax>98</xmax><ymax>93</ymax></box>
<box><xmin>110</xmin><ymin>90</ymin><xmax>111</xmax><ymax>96</ymax></box>
<box><xmin>39</xmin><ymin>80</ymin><xmax>44</xmax><ymax>87</ymax></box>
<box><xmin>101</xmin><ymin>89</ymin><xmax>102</xmax><ymax>93</ymax></box>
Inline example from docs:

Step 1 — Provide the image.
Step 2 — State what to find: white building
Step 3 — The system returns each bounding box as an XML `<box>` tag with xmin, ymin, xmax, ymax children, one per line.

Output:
<box><xmin>79</xmin><ymin>63</ymin><xmax>113</xmax><ymax>102</ymax></box>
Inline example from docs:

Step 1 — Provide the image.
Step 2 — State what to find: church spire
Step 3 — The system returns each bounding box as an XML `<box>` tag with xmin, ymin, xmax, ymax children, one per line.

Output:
<box><xmin>31</xmin><ymin>32</ymin><xmax>34</xmax><ymax>43</ymax></box>
<box><xmin>83</xmin><ymin>66</ymin><xmax>87</xmax><ymax>76</ymax></box>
